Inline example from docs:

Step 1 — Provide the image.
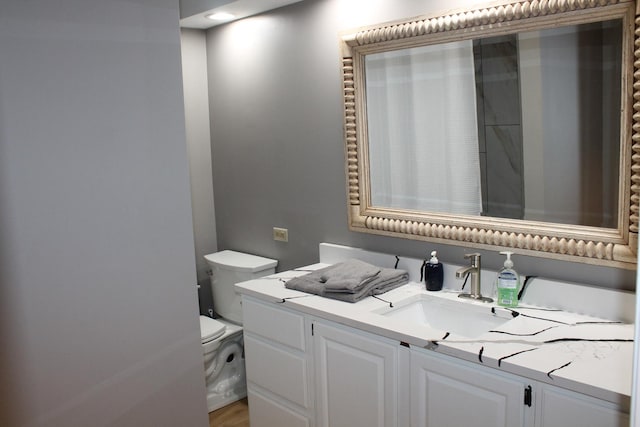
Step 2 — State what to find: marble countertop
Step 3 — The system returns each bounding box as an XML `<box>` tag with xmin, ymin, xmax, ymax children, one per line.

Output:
<box><xmin>235</xmin><ymin>263</ymin><xmax>634</xmax><ymax>405</ymax></box>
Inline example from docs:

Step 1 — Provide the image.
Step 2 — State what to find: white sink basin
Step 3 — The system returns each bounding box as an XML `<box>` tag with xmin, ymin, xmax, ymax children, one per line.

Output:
<box><xmin>375</xmin><ymin>293</ymin><xmax>511</xmax><ymax>338</ymax></box>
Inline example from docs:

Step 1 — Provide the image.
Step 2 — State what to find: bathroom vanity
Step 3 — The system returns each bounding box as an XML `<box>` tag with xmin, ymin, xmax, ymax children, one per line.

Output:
<box><xmin>235</xmin><ymin>1</ymin><xmax>640</xmax><ymax>423</ymax></box>
<box><xmin>236</xmin><ymin>245</ymin><xmax>633</xmax><ymax>427</ymax></box>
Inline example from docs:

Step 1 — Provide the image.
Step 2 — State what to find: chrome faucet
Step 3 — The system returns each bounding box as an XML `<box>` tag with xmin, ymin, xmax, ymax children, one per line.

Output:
<box><xmin>457</xmin><ymin>253</ymin><xmax>493</xmax><ymax>303</ymax></box>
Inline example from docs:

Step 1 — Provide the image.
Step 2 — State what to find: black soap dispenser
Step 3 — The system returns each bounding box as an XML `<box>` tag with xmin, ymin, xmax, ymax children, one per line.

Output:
<box><xmin>423</xmin><ymin>250</ymin><xmax>444</xmax><ymax>291</ymax></box>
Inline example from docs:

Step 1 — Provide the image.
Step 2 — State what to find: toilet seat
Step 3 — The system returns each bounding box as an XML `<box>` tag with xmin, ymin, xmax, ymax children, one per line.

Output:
<box><xmin>200</xmin><ymin>315</ymin><xmax>226</xmax><ymax>344</ymax></box>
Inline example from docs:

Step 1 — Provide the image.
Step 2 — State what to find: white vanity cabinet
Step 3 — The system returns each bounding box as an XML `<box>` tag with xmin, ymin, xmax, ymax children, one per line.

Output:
<box><xmin>410</xmin><ymin>347</ymin><xmax>531</xmax><ymax>427</ymax></box>
<box><xmin>241</xmin><ymin>295</ymin><xmax>629</xmax><ymax>427</ymax></box>
<box><xmin>312</xmin><ymin>320</ymin><xmax>406</xmax><ymax>427</ymax></box>
<box><xmin>534</xmin><ymin>382</ymin><xmax>629</xmax><ymax>427</ymax></box>
<box><xmin>242</xmin><ymin>297</ymin><xmax>314</xmax><ymax>427</ymax></box>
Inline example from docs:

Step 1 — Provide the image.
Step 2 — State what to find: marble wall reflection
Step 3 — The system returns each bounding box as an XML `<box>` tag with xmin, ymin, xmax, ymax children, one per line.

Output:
<box><xmin>474</xmin><ymin>36</ymin><xmax>524</xmax><ymax>219</ymax></box>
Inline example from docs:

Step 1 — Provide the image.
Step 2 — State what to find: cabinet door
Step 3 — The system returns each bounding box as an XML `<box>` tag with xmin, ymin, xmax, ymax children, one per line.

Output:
<box><xmin>248</xmin><ymin>388</ymin><xmax>310</xmax><ymax>427</ymax></box>
<box><xmin>535</xmin><ymin>384</ymin><xmax>629</xmax><ymax>427</ymax></box>
<box><xmin>245</xmin><ymin>334</ymin><xmax>310</xmax><ymax>408</ymax></box>
<box><xmin>411</xmin><ymin>349</ymin><xmax>526</xmax><ymax>427</ymax></box>
<box><xmin>242</xmin><ymin>296</ymin><xmax>314</xmax><ymax>427</ymax></box>
<box><xmin>313</xmin><ymin>321</ymin><xmax>400</xmax><ymax>427</ymax></box>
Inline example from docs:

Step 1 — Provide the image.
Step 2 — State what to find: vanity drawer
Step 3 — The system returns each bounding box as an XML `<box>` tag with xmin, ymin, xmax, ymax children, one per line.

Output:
<box><xmin>247</xmin><ymin>388</ymin><xmax>310</xmax><ymax>427</ymax></box>
<box><xmin>244</xmin><ymin>334</ymin><xmax>310</xmax><ymax>408</ymax></box>
<box><xmin>242</xmin><ymin>297</ymin><xmax>306</xmax><ymax>351</ymax></box>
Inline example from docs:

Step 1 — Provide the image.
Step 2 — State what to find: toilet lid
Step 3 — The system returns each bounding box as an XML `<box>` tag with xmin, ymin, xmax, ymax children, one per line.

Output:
<box><xmin>204</xmin><ymin>250</ymin><xmax>277</xmax><ymax>273</ymax></box>
<box><xmin>199</xmin><ymin>316</ymin><xmax>226</xmax><ymax>343</ymax></box>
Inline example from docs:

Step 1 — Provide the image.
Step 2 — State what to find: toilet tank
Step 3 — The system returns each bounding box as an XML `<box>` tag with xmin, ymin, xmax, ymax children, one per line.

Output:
<box><xmin>204</xmin><ymin>250</ymin><xmax>277</xmax><ymax>324</ymax></box>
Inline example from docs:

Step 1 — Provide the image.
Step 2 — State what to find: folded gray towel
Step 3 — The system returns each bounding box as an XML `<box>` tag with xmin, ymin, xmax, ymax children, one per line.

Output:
<box><xmin>320</xmin><ymin>259</ymin><xmax>381</xmax><ymax>292</ymax></box>
<box><xmin>285</xmin><ymin>259</ymin><xmax>409</xmax><ymax>303</ymax></box>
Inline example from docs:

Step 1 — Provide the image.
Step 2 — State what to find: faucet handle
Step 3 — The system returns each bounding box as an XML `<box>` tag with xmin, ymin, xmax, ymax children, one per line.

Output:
<box><xmin>463</xmin><ymin>252</ymin><xmax>481</xmax><ymax>266</ymax></box>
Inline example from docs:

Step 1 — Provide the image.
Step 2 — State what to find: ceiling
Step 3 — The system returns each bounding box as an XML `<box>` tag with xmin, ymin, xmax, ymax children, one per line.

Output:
<box><xmin>180</xmin><ymin>0</ymin><xmax>305</xmax><ymax>29</ymax></box>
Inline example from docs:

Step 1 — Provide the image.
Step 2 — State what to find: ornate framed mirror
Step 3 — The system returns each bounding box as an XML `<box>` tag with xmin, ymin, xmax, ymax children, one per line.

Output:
<box><xmin>340</xmin><ymin>0</ymin><xmax>638</xmax><ymax>268</ymax></box>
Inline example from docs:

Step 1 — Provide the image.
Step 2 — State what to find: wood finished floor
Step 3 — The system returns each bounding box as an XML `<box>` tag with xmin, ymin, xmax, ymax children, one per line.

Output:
<box><xmin>209</xmin><ymin>398</ymin><xmax>249</xmax><ymax>427</ymax></box>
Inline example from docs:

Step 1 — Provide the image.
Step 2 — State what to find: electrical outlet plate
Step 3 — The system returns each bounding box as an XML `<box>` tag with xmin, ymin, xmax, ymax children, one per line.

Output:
<box><xmin>273</xmin><ymin>227</ymin><xmax>288</xmax><ymax>242</ymax></box>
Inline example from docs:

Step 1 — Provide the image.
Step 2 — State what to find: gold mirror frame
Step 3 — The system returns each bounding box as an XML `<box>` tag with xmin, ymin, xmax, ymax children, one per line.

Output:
<box><xmin>341</xmin><ymin>0</ymin><xmax>638</xmax><ymax>268</ymax></box>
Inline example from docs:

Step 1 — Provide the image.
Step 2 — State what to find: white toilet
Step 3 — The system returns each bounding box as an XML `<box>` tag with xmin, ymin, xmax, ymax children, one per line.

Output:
<box><xmin>199</xmin><ymin>250</ymin><xmax>277</xmax><ymax>412</ymax></box>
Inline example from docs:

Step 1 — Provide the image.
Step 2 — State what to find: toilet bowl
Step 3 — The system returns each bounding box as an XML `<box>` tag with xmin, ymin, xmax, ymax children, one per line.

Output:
<box><xmin>200</xmin><ymin>316</ymin><xmax>245</xmax><ymax>412</ymax></box>
<box><xmin>200</xmin><ymin>250</ymin><xmax>277</xmax><ymax>412</ymax></box>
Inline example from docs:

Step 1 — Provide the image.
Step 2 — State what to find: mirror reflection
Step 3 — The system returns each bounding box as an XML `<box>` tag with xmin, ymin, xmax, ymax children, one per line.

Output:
<box><xmin>365</xmin><ymin>19</ymin><xmax>622</xmax><ymax>228</ymax></box>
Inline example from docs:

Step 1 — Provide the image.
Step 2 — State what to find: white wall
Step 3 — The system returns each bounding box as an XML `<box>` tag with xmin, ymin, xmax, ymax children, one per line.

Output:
<box><xmin>633</xmin><ymin>264</ymin><xmax>640</xmax><ymax>425</ymax></box>
<box><xmin>0</xmin><ymin>1</ymin><xmax>208</xmax><ymax>426</ymax></box>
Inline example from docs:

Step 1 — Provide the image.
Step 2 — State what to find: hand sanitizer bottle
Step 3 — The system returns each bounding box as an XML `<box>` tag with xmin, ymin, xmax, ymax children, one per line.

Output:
<box><xmin>496</xmin><ymin>251</ymin><xmax>520</xmax><ymax>307</ymax></box>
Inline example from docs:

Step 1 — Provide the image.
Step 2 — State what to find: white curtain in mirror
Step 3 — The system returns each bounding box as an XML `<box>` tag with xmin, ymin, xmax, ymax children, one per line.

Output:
<box><xmin>365</xmin><ymin>40</ymin><xmax>482</xmax><ymax>215</ymax></box>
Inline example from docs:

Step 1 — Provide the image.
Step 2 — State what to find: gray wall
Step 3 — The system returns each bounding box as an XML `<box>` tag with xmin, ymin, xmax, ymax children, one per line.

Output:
<box><xmin>0</xmin><ymin>1</ymin><xmax>208</xmax><ymax>426</ymax></box>
<box><xmin>181</xmin><ymin>28</ymin><xmax>218</xmax><ymax>316</ymax></box>
<box><xmin>205</xmin><ymin>0</ymin><xmax>635</xmax><ymax>290</ymax></box>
